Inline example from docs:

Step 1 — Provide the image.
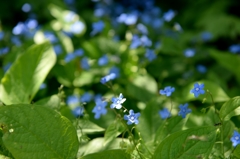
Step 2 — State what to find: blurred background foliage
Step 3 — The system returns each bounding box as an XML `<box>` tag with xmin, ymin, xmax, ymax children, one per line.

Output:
<box><xmin>1</xmin><ymin>0</ymin><xmax>240</xmax><ymax>147</ymax></box>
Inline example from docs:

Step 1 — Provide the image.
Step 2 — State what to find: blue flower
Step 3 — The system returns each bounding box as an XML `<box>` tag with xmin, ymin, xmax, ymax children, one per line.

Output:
<box><xmin>92</xmin><ymin>99</ymin><xmax>107</xmax><ymax>119</ymax></box>
<box><xmin>159</xmin><ymin>86</ymin><xmax>175</xmax><ymax>97</ymax></box>
<box><xmin>66</xmin><ymin>95</ymin><xmax>80</xmax><ymax>105</ymax></box>
<box><xmin>159</xmin><ymin>108</ymin><xmax>171</xmax><ymax>119</ymax></box>
<box><xmin>130</xmin><ymin>35</ymin><xmax>142</xmax><ymax>49</ymax></box>
<box><xmin>11</xmin><ymin>36</ymin><xmax>21</xmax><ymax>46</ymax></box>
<box><xmin>117</xmin><ymin>13</ymin><xmax>138</xmax><ymax>25</ymax></box>
<box><xmin>109</xmin><ymin>66</ymin><xmax>120</xmax><ymax>78</ymax></box>
<box><xmin>70</xmin><ymin>21</ymin><xmax>85</xmax><ymax>34</ymax></box>
<box><xmin>229</xmin><ymin>44</ymin><xmax>240</xmax><ymax>54</ymax></box>
<box><xmin>178</xmin><ymin>103</ymin><xmax>192</xmax><ymax>118</ymax></box>
<box><xmin>231</xmin><ymin>131</ymin><xmax>240</xmax><ymax>147</ymax></box>
<box><xmin>163</xmin><ymin>10</ymin><xmax>175</xmax><ymax>22</ymax></box>
<box><xmin>44</xmin><ymin>31</ymin><xmax>58</xmax><ymax>44</ymax></box>
<box><xmin>72</xmin><ymin>106</ymin><xmax>84</xmax><ymax>117</ymax></box>
<box><xmin>98</xmin><ymin>55</ymin><xmax>109</xmax><ymax>66</ymax></box>
<box><xmin>190</xmin><ymin>83</ymin><xmax>205</xmax><ymax>97</ymax></box>
<box><xmin>40</xmin><ymin>83</ymin><xmax>47</xmax><ymax>90</ymax></box>
<box><xmin>100</xmin><ymin>73</ymin><xmax>116</xmax><ymax>84</ymax></box>
<box><xmin>81</xmin><ymin>57</ymin><xmax>90</xmax><ymax>70</ymax></box>
<box><xmin>64</xmin><ymin>53</ymin><xmax>76</xmax><ymax>63</ymax></box>
<box><xmin>140</xmin><ymin>35</ymin><xmax>152</xmax><ymax>47</ymax></box>
<box><xmin>80</xmin><ymin>93</ymin><xmax>93</xmax><ymax>103</ymax></box>
<box><xmin>25</xmin><ymin>19</ymin><xmax>38</xmax><ymax>30</ymax></box>
<box><xmin>64</xmin><ymin>11</ymin><xmax>76</xmax><ymax>22</ymax></box>
<box><xmin>137</xmin><ymin>23</ymin><xmax>148</xmax><ymax>34</ymax></box>
<box><xmin>12</xmin><ymin>22</ymin><xmax>27</xmax><ymax>35</ymax></box>
<box><xmin>184</xmin><ymin>49</ymin><xmax>195</xmax><ymax>57</ymax></box>
<box><xmin>0</xmin><ymin>47</ymin><xmax>9</xmax><ymax>56</ymax></box>
<box><xmin>0</xmin><ymin>31</ymin><xmax>5</xmax><ymax>40</ymax></box>
<box><xmin>90</xmin><ymin>21</ymin><xmax>104</xmax><ymax>36</ymax></box>
<box><xmin>22</xmin><ymin>3</ymin><xmax>31</xmax><ymax>12</ymax></box>
<box><xmin>201</xmin><ymin>32</ymin><xmax>212</xmax><ymax>42</ymax></box>
<box><xmin>54</xmin><ymin>45</ymin><xmax>62</xmax><ymax>55</ymax></box>
<box><xmin>74</xmin><ymin>49</ymin><xmax>84</xmax><ymax>57</ymax></box>
<box><xmin>196</xmin><ymin>65</ymin><xmax>207</xmax><ymax>74</ymax></box>
<box><xmin>110</xmin><ymin>93</ymin><xmax>126</xmax><ymax>109</ymax></box>
<box><xmin>145</xmin><ymin>49</ymin><xmax>156</xmax><ymax>62</ymax></box>
<box><xmin>124</xmin><ymin>109</ymin><xmax>140</xmax><ymax>125</ymax></box>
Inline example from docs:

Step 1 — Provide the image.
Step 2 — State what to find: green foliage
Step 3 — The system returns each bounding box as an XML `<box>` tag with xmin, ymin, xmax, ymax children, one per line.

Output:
<box><xmin>79</xmin><ymin>149</ymin><xmax>130</xmax><ymax>159</ymax></box>
<box><xmin>220</xmin><ymin>96</ymin><xmax>240</xmax><ymax>121</ymax></box>
<box><xmin>0</xmin><ymin>42</ymin><xmax>56</xmax><ymax>105</ymax></box>
<box><xmin>153</xmin><ymin>126</ymin><xmax>217</xmax><ymax>159</ymax></box>
<box><xmin>0</xmin><ymin>104</ymin><xmax>79</xmax><ymax>159</ymax></box>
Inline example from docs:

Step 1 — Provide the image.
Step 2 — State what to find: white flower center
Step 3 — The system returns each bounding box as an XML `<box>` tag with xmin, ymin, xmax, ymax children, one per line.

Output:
<box><xmin>97</xmin><ymin>106</ymin><xmax>101</xmax><ymax>110</ymax></box>
<box><xmin>195</xmin><ymin>88</ymin><xmax>199</xmax><ymax>91</ymax></box>
<box><xmin>235</xmin><ymin>136</ymin><xmax>239</xmax><ymax>140</ymax></box>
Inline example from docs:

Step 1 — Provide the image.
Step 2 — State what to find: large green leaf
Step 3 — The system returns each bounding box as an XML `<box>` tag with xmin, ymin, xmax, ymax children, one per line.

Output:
<box><xmin>79</xmin><ymin>149</ymin><xmax>130</xmax><ymax>159</ymax></box>
<box><xmin>136</xmin><ymin>99</ymin><xmax>162</xmax><ymax>143</ymax></box>
<box><xmin>0</xmin><ymin>104</ymin><xmax>79</xmax><ymax>159</ymax></box>
<box><xmin>210</xmin><ymin>49</ymin><xmax>240</xmax><ymax>83</ymax></box>
<box><xmin>77</xmin><ymin>119</ymin><xmax>105</xmax><ymax>134</ymax></box>
<box><xmin>153</xmin><ymin>126</ymin><xmax>216</xmax><ymax>159</ymax></box>
<box><xmin>180</xmin><ymin>80</ymin><xmax>229</xmax><ymax>103</ymax></box>
<box><xmin>104</xmin><ymin>119</ymin><xmax>125</xmax><ymax>146</ymax></box>
<box><xmin>0</xmin><ymin>42</ymin><xmax>56</xmax><ymax>104</ymax></box>
<box><xmin>155</xmin><ymin>116</ymin><xmax>187</xmax><ymax>144</ymax></box>
<box><xmin>35</xmin><ymin>95</ymin><xmax>60</xmax><ymax>110</ymax></box>
<box><xmin>126</xmin><ymin>74</ymin><xmax>158</xmax><ymax>102</ymax></box>
<box><xmin>219</xmin><ymin>96</ymin><xmax>240</xmax><ymax>121</ymax></box>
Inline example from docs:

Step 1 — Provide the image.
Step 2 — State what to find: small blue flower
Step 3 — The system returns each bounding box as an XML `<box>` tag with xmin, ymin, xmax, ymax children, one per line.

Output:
<box><xmin>40</xmin><ymin>83</ymin><xmax>47</xmax><ymax>90</ymax></box>
<box><xmin>74</xmin><ymin>49</ymin><xmax>84</xmax><ymax>57</ymax></box>
<box><xmin>0</xmin><ymin>47</ymin><xmax>9</xmax><ymax>55</ymax></box>
<box><xmin>201</xmin><ymin>32</ymin><xmax>212</xmax><ymax>42</ymax></box>
<box><xmin>140</xmin><ymin>35</ymin><xmax>152</xmax><ymax>47</ymax></box>
<box><xmin>80</xmin><ymin>93</ymin><xmax>93</xmax><ymax>103</ymax></box>
<box><xmin>184</xmin><ymin>49</ymin><xmax>195</xmax><ymax>57</ymax></box>
<box><xmin>110</xmin><ymin>93</ymin><xmax>126</xmax><ymax>109</ymax></box>
<box><xmin>11</xmin><ymin>36</ymin><xmax>21</xmax><ymax>46</ymax></box>
<box><xmin>92</xmin><ymin>99</ymin><xmax>107</xmax><ymax>119</ymax></box>
<box><xmin>98</xmin><ymin>55</ymin><xmax>109</xmax><ymax>66</ymax></box>
<box><xmin>159</xmin><ymin>86</ymin><xmax>175</xmax><ymax>97</ymax></box>
<box><xmin>190</xmin><ymin>83</ymin><xmax>205</xmax><ymax>97</ymax></box>
<box><xmin>145</xmin><ymin>49</ymin><xmax>156</xmax><ymax>62</ymax></box>
<box><xmin>124</xmin><ymin>109</ymin><xmax>141</xmax><ymax>125</ymax></box>
<box><xmin>90</xmin><ymin>21</ymin><xmax>104</xmax><ymax>36</ymax></box>
<box><xmin>229</xmin><ymin>44</ymin><xmax>240</xmax><ymax>54</ymax></box>
<box><xmin>159</xmin><ymin>108</ymin><xmax>171</xmax><ymax>119</ymax></box>
<box><xmin>25</xmin><ymin>19</ymin><xmax>38</xmax><ymax>30</ymax></box>
<box><xmin>137</xmin><ymin>23</ymin><xmax>148</xmax><ymax>34</ymax></box>
<box><xmin>109</xmin><ymin>66</ymin><xmax>120</xmax><ymax>78</ymax></box>
<box><xmin>0</xmin><ymin>31</ymin><xmax>5</xmax><ymax>40</ymax></box>
<box><xmin>196</xmin><ymin>65</ymin><xmax>207</xmax><ymax>74</ymax></box>
<box><xmin>66</xmin><ymin>95</ymin><xmax>80</xmax><ymax>105</ymax></box>
<box><xmin>70</xmin><ymin>21</ymin><xmax>85</xmax><ymax>34</ymax></box>
<box><xmin>22</xmin><ymin>3</ymin><xmax>31</xmax><ymax>12</ymax></box>
<box><xmin>81</xmin><ymin>57</ymin><xmax>90</xmax><ymax>70</ymax></box>
<box><xmin>64</xmin><ymin>53</ymin><xmax>76</xmax><ymax>63</ymax></box>
<box><xmin>54</xmin><ymin>45</ymin><xmax>62</xmax><ymax>55</ymax></box>
<box><xmin>44</xmin><ymin>31</ymin><xmax>58</xmax><ymax>43</ymax></box>
<box><xmin>117</xmin><ymin>13</ymin><xmax>138</xmax><ymax>25</ymax></box>
<box><xmin>100</xmin><ymin>73</ymin><xmax>116</xmax><ymax>84</ymax></box>
<box><xmin>72</xmin><ymin>106</ymin><xmax>84</xmax><ymax>117</ymax></box>
<box><xmin>12</xmin><ymin>22</ymin><xmax>27</xmax><ymax>35</ymax></box>
<box><xmin>163</xmin><ymin>10</ymin><xmax>175</xmax><ymax>22</ymax></box>
<box><xmin>130</xmin><ymin>35</ymin><xmax>142</xmax><ymax>49</ymax></box>
<box><xmin>231</xmin><ymin>131</ymin><xmax>240</xmax><ymax>147</ymax></box>
<box><xmin>178</xmin><ymin>103</ymin><xmax>192</xmax><ymax>118</ymax></box>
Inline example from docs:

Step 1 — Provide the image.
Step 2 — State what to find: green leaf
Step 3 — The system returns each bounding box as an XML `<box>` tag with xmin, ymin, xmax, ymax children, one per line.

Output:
<box><xmin>155</xmin><ymin>116</ymin><xmax>187</xmax><ymax>144</ymax></box>
<box><xmin>210</xmin><ymin>49</ymin><xmax>240</xmax><ymax>83</ymax></box>
<box><xmin>77</xmin><ymin>119</ymin><xmax>105</xmax><ymax>134</ymax></box>
<box><xmin>220</xmin><ymin>96</ymin><xmax>240</xmax><ymax>121</ymax></box>
<box><xmin>136</xmin><ymin>99</ymin><xmax>162</xmax><ymax>143</ymax></box>
<box><xmin>0</xmin><ymin>42</ymin><xmax>56</xmax><ymax>104</ymax></box>
<box><xmin>79</xmin><ymin>149</ymin><xmax>130</xmax><ymax>159</ymax></box>
<box><xmin>77</xmin><ymin>138</ymin><xmax>129</xmax><ymax>157</ymax></box>
<box><xmin>180</xmin><ymin>80</ymin><xmax>229</xmax><ymax>103</ymax></box>
<box><xmin>153</xmin><ymin>126</ymin><xmax>216</xmax><ymax>159</ymax></box>
<box><xmin>104</xmin><ymin>119</ymin><xmax>125</xmax><ymax>146</ymax></box>
<box><xmin>126</xmin><ymin>74</ymin><xmax>158</xmax><ymax>102</ymax></box>
<box><xmin>0</xmin><ymin>104</ymin><xmax>79</xmax><ymax>159</ymax></box>
<box><xmin>35</xmin><ymin>95</ymin><xmax>60</xmax><ymax>110</ymax></box>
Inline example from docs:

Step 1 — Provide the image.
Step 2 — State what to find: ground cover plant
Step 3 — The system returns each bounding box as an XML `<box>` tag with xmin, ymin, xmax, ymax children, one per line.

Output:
<box><xmin>0</xmin><ymin>0</ymin><xmax>240</xmax><ymax>158</ymax></box>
